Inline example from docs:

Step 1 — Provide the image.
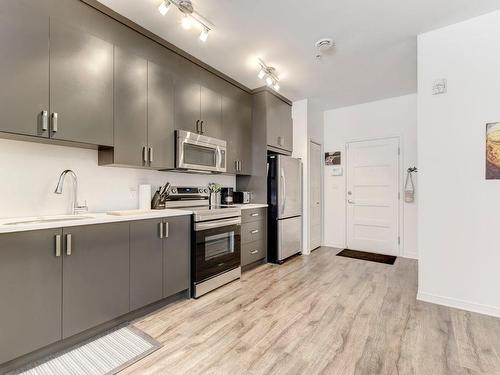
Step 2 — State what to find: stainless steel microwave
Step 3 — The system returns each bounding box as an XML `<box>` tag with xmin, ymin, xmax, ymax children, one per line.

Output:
<box><xmin>175</xmin><ymin>130</ymin><xmax>227</xmax><ymax>173</ymax></box>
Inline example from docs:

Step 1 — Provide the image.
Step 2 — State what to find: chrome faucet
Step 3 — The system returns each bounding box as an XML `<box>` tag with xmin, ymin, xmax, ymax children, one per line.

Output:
<box><xmin>54</xmin><ymin>170</ymin><xmax>88</xmax><ymax>215</ymax></box>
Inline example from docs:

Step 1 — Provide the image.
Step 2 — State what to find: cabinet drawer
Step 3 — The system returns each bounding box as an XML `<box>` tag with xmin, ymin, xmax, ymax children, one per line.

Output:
<box><xmin>241</xmin><ymin>208</ymin><xmax>267</xmax><ymax>224</ymax></box>
<box><xmin>241</xmin><ymin>220</ymin><xmax>265</xmax><ymax>244</ymax></box>
<box><xmin>241</xmin><ymin>238</ymin><xmax>266</xmax><ymax>266</ymax></box>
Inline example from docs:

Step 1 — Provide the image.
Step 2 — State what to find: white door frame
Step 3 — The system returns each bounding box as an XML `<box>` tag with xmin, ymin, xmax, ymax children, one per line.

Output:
<box><xmin>309</xmin><ymin>140</ymin><xmax>323</xmax><ymax>251</ymax></box>
<box><xmin>344</xmin><ymin>136</ymin><xmax>402</xmax><ymax>256</ymax></box>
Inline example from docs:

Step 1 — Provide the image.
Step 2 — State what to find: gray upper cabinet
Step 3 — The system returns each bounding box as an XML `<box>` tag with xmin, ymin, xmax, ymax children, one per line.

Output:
<box><xmin>163</xmin><ymin>216</ymin><xmax>191</xmax><ymax>298</ymax></box>
<box><xmin>62</xmin><ymin>223</ymin><xmax>130</xmax><ymax>339</ymax></box>
<box><xmin>174</xmin><ymin>78</ymin><xmax>223</xmax><ymax>139</ymax></box>
<box><xmin>148</xmin><ymin>61</ymin><xmax>175</xmax><ymax>169</ymax></box>
<box><xmin>265</xmin><ymin>92</ymin><xmax>293</xmax><ymax>152</ymax></box>
<box><xmin>0</xmin><ymin>228</ymin><xmax>62</xmax><ymax>364</ymax></box>
<box><xmin>200</xmin><ymin>86</ymin><xmax>223</xmax><ymax>138</ymax></box>
<box><xmin>174</xmin><ymin>77</ymin><xmax>201</xmax><ymax>134</ymax></box>
<box><xmin>130</xmin><ymin>219</ymin><xmax>164</xmax><ymax>311</ymax></box>
<box><xmin>113</xmin><ymin>47</ymin><xmax>148</xmax><ymax>167</ymax></box>
<box><xmin>49</xmin><ymin>21</ymin><xmax>113</xmax><ymax>146</ymax></box>
<box><xmin>0</xmin><ymin>2</ymin><xmax>49</xmax><ymax>137</ymax></box>
<box><xmin>223</xmin><ymin>96</ymin><xmax>252</xmax><ymax>175</ymax></box>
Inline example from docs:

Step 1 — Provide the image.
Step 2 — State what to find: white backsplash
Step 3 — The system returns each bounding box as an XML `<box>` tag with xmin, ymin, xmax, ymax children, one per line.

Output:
<box><xmin>0</xmin><ymin>139</ymin><xmax>235</xmax><ymax>219</ymax></box>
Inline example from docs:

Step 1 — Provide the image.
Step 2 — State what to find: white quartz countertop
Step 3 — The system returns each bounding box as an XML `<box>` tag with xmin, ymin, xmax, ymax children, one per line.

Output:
<box><xmin>232</xmin><ymin>203</ymin><xmax>268</xmax><ymax>209</ymax></box>
<box><xmin>0</xmin><ymin>209</ymin><xmax>192</xmax><ymax>234</ymax></box>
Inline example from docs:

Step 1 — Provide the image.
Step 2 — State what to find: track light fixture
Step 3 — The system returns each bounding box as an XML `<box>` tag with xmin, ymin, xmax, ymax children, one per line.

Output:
<box><xmin>157</xmin><ymin>0</ymin><xmax>214</xmax><ymax>42</ymax></box>
<box><xmin>257</xmin><ymin>59</ymin><xmax>280</xmax><ymax>92</ymax></box>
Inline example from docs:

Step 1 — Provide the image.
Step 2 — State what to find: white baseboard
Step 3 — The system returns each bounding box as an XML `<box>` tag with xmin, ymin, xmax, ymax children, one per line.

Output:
<box><xmin>323</xmin><ymin>242</ymin><xmax>345</xmax><ymax>249</ymax></box>
<box><xmin>401</xmin><ymin>251</ymin><xmax>418</xmax><ymax>260</ymax></box>
<box><xmin>417</xmin><ymin>292</ymin><xmax>500</xmax><ymax>318</ymax></box>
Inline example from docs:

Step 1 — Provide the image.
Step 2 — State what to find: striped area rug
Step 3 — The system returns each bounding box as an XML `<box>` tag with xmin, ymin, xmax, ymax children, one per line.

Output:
<box><xmin>11</xmin><ymin>326</ymin><xmax>161</xmax><ymax>375</ymax></box>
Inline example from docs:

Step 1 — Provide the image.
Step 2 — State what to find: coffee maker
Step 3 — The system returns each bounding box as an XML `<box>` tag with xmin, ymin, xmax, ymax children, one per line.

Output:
<box><xmin>220</xmin><ymin>187</ymin><xmax>234</xmax><ymax>205</ymax></box>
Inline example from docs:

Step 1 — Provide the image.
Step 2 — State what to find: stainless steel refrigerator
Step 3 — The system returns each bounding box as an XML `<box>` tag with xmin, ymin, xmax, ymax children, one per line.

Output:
<box><xmin>267</xmin><ymin>154</ymin><xmax>303</xmax><ymax>263</ymax></box>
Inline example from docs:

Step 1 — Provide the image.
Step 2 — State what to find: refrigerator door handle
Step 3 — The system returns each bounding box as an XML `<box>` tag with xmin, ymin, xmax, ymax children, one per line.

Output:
<box><xmin>281</xmin><ymin>167</ymin><xmax>286</xmax><ymax>214</ymax></box>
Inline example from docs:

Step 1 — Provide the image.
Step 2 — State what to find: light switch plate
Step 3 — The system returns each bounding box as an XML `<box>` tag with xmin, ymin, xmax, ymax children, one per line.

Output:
<box><xmin>432</xmin><ymin>79</ymin><xmax>447</xmax><ymax>95</ymax></box>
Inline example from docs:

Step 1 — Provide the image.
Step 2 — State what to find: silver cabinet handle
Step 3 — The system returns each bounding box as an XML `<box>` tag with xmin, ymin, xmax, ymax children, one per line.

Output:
<box><xmin>235</xmin><ymin>160</ymin><xmax>239</xmax><ymax>172</ymax></box>
<box><xmin>250</xmin><ymin>213</ymin><xmax>259</xmax><ymax>217</ymax></box>
<box><xmin>142</xmin><ymin>146</ymin><xmax>148</xmax><ymax>164</ymax></box>
<box><xmin>238</xmin><ymin>161</ymin><xmax>242</xmax><ymax>172</ymax></box>
<box><xmin>196</xmin><ymin>120</ymin><xmax>200</xmax><ymax>133</ymax></box>
<box><xmin>250</xmin><ymin>249</ymin><xmax>259</xmax><ymax>255</ymax></box>
<box><xmin>55</xmin><ymin>234</ymin><xmax>61</xmax><ymax>257</ymax></box>
<box><xmin>251</xmin><ymin>229</ymin><xmax>259</xmax><ymax>234</ymax></box>
<box><xmin>149</xmin><ymin>147</ymin><xmax>153</xmax><ymax>164</ymax></box>
<box><xmin>159</xmin><ymin>222</ymin><xmax>164</xmax><ymax>239</ymax></box>
<box><xmin>66</xmin><ymin>234</ymin><xmax>72</xmax><ymax>256</ymax></box>
<box><xmin>41</xmin><ymin>111</ymin><xmax>48</xmax><ymax>132</ymax></box>
<box><xmin>200</xmin><ymin>121</ymin><xmax>204</xmax><ymax>134</ymax></box>
<box><xmin>51</xmin><ymin>112</ymin><xmax>58</xmax><ymax>133</ymax></box>
<box><xmin>278</xmin><ymin>136</ymin><xmax>284</xmax><ymax>146</ymax></box>
<box><xmin>164</xmin><ymin>222</ymin><xmax>169</xmax><ymax>238</ymax></box>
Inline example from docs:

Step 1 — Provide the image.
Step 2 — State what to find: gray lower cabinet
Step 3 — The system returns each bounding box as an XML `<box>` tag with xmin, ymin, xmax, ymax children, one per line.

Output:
<box><xmin>241</xmin><ymin>208</ymin><xmax>267</xmax><ymax>267</ymax></box>
<box><xmin>112</xmin><ymin>46</ymin><xmax>148</xmax><ymax>167</ymax></box>
<box><xmin>49</xmin><ymin>20</ymin><xmax>113</xmax><ymax>146</ymax></box>
<box><xmin>62</xmin><ymin>223</ymin><xmax>130</xmax><ymax>339</ymax></box>
<box><xmin>130</xmin><ymin>216</ymin><xmax>190</xmax><ymax>310</ymax></box>
<box><xmin>0</xmin><ymin>1</ymin><xmax>49</xmax><ymax>137</ymax></box>
<box><xmin>0</xmin><ymin>228</ymin><xmax>62</xmax><ymax>364</ymax></box>
<box><xmin>223</xmin><ymin>96</ymin><xmax>252</xmax><ymax>175</ymax></box>
<box><xmin>130</xmin><ymin>219</ymin><xmax>164</xmax><ymax>311</ymax></box>
<box><xmin>163</xmin><ymin>216</ymin><xmax>191</xmax><ymax>297</ymax></box>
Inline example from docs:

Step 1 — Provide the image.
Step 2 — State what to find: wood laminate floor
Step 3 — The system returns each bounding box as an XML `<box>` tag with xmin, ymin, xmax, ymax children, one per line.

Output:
<box><xmin>120</xmin><ymin>247</ymin><xmax>500</xmax><ymax>375</ymax></box>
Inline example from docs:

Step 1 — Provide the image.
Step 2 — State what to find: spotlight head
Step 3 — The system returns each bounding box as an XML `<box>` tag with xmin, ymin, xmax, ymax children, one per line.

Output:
<box><xmin>158</xmin><ymin>1</ymin><xmax>171</xmax><ymax>16</ymax></box>
<box><xmin>200</xmin><ymin>28</ymin><xmax>209</xmax><ymax>42</ymax></box>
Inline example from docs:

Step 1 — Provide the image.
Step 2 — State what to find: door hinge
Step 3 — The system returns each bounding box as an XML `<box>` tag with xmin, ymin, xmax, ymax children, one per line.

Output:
<box><xmin>398</xmin><ymin>147</ymin><xmax>400</xmax><ymax>155</ymax></box>
<box><xmin>398</xmin><ymin>192</ymin><xmax>401</xmax><ymax>200</ymax></box>
<box><xmin>398</xmin><ymin>236</ymin><xmax>400</xmax><ymax>245</ymax></box>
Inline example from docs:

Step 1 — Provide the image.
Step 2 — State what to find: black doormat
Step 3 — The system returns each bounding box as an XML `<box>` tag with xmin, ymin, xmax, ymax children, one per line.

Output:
<box><xmin>336</xmin><ymin>249</ymin><xmax>397</xmax><ymax>265</ymax></box>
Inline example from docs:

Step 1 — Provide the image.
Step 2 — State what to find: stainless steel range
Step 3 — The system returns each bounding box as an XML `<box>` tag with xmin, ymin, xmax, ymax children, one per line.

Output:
<box><xmin>165</xmin><ymin>186</ymin><xmax>241</xmax><ymax>298</ymax></box>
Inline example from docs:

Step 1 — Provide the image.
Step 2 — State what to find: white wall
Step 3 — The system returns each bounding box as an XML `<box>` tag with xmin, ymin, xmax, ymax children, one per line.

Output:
<box><xmin>0</xmin><ymin>139</ymin><xmax>235</xmax><ymax>219</ymax></box>
<box><xmin>417</xmin><ymin>11</ymin><xmax>500</xmax><ymax>317</ymax></box>
<box><xmin>292</xmin><ymin>99</ymin><xmax>309</xmax><ymax>254</ymax></box>
<box><xmin>323</xmin><ymin>94</ymin><xmax>418</xmax><ymax>258</ymax></box>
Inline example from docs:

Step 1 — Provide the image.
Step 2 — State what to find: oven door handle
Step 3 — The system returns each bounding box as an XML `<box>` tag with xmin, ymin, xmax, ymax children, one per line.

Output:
<box><xmin>195</xmin><ymin>217</ymin><xmax>241</xmax><ymax>231</ymax></box>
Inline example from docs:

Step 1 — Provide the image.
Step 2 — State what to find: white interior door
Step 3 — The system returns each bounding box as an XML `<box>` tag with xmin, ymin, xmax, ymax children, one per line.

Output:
<box><xmin>309</xmin><ymin>141</ymin><xmax>322</xmax><ymax>250</ymax></box>
<box><xmin>346</xmin><ymin>138</ymin><xmax>399</xmax><ymax>255</ymax></box>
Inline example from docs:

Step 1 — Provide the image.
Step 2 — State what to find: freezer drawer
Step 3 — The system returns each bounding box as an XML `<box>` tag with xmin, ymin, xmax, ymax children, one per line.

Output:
<box><xmin>278</xmin><ymin>216</ymin><xmax>302</xmax><ymax>261</ymax></box>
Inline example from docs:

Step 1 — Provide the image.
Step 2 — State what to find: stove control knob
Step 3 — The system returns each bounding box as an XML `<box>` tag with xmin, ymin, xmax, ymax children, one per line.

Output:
<box><xmin>198</xmin><ymin>188</ymin><xmax>204</xmax><ymax>193</ymax></box>
<box><xmin>171</xmin><ymin>188</ymin><xmax>177</xmax><ymax>194</ymax></box>
<box><xmin>204</xmin><ymin>188</ymin><xmax>209</xmax><ymax>194</ymax></box>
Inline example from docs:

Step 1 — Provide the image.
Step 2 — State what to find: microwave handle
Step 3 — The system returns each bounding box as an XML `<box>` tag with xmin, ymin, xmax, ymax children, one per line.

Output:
<box><xmin>217</xmin><ymin>146</ymin><xmax>222</xmax><ymax>169</ymax></box>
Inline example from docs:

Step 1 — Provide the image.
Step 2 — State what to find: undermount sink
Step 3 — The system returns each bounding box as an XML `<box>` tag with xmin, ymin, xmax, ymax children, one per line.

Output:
<box><xmin>3</xmin><ymin>216</ymin><xmax>93</xmax><ymax>226</ymax></box>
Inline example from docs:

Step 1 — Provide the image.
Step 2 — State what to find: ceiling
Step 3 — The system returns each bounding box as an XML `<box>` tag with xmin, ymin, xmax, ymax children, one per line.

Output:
<box><xmin>97</xmin><ymin>0</ymin><xmax>500</xmax><ymax>109</ymax></box>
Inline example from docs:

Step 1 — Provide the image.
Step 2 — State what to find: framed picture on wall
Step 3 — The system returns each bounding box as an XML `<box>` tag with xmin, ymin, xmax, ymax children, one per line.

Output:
<box><xmin>325</xmin><ymin>151</ymin><xmax>341</xmax><ymax>166</ymax></box>
<box><xmin>486</xmin><ymin>122</ymin><xmax>500</xmax><ymax>179</ymax></box>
